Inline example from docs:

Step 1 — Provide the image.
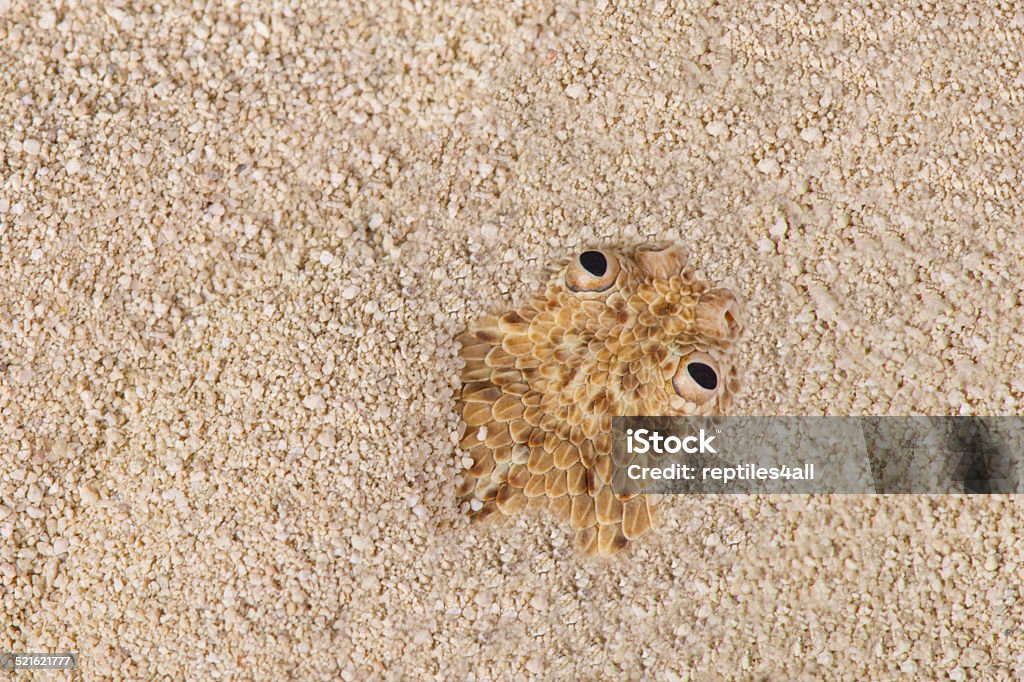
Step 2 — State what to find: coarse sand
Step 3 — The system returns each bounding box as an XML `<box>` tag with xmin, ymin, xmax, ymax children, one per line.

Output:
<box><xmin>2</xmin><ymin>0</ymin><xmax>1024</xmax><ymax>678</ymax></box>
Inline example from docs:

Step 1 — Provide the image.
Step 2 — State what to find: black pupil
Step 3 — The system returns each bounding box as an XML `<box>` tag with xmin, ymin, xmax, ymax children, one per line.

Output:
<box><xmin>687</xmin><ymin>362</ymin><xmax>718</xmax><ymax>390</ymax></box>
<box><xmin>579</xmin><ymin>251</ymin><xmax>607</xmax><ymax>277</ymax></box>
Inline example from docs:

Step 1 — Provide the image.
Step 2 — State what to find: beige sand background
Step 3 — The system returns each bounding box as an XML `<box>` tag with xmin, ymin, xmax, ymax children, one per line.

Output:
<box><xmin>2</xmin><ymin>0</ymin><xmax>1024</xmax><ymax>678</ymax></box>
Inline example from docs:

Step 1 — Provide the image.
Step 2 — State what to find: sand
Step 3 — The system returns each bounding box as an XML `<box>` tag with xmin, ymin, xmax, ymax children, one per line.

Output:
<box><xmin>2</xmin><ymin>0</ymin><xmax>1023</xmax><ymax>678</ymax></box>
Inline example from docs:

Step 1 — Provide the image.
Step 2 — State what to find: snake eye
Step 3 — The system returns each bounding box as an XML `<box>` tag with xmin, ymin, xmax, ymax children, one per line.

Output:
<box><xmin>566</xmin><ymin>250</ymin><xmax>620</xmax><ymax>292</ymax></box>
<box><xmin>672</xmin><ymin>352</ymin><xmax>720</xmax><ymax>405</ymax></box>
